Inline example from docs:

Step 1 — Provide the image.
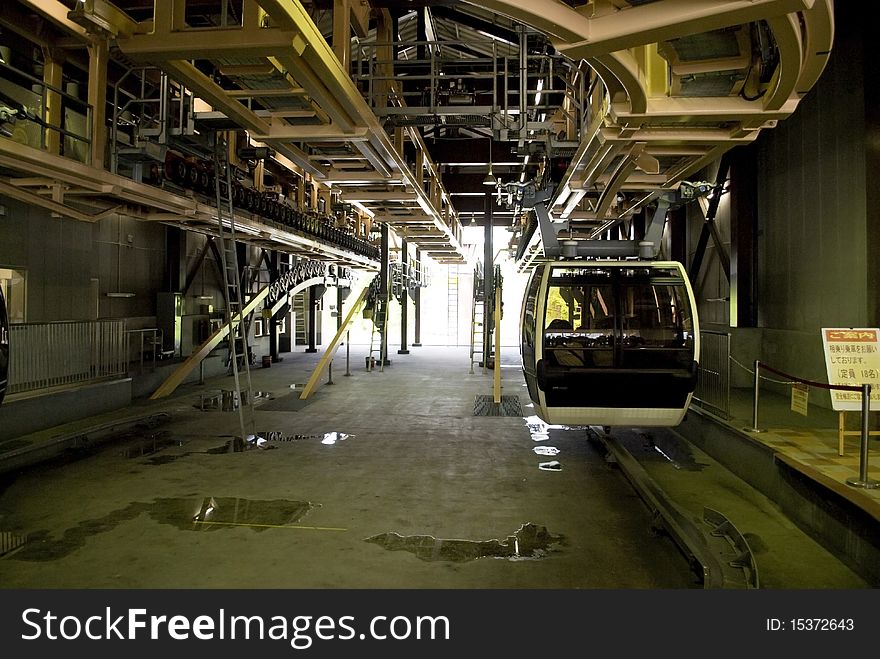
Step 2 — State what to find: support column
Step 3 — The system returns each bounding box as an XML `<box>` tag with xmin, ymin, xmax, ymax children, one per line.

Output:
<box><xmin>164</xmin><ymin>226</ymin><xmax>186</xmax><ymax>293</ymax></box>
<box><xmin>483</xmin><ymin>191</ymin><xmax>494</xmax><ymax>367</ymax></box>
<box><xmin>416</xmin><ymin>7</ymin><xmax>427</xmax><ymax>61</ymax></box>
<box><xmin>412</xmin><ymin>247</ymin><xmax>422</xmax><ymax>346</ymax></box>
<box><xmin>269</xmin><ymin>251</ymin><xmax>279</xmax><ymax>361</ymax></box>
<box><xmin>380</xmin><ymin>222</ymin><xmax>390</xmax><ymax>363</ymax></box>
<box><xmin>729</xmin><ymin>144</ymin><xmax>758</xmax><ymax>327</ymax></box>
<box><xmin>689</xmin><ymin>154</ymin><xmax>731</xmax><ymax>284</ymax></box>
<box><xmin>306</xmin><ymin>285</ymin><xmax>319</xmax><ymax>353</ymax></box>
<box><xmin>375</xmin><ymin>10</ymin><xmax>394</xmax><ymax>109</ymax></box>
<box><xmin>42</xmin><ymin>49</ymin><xmax>63</xmax><ymax>156</ymax></box>
<box><xmin>337</xmin><ymin>286</ymin><xmax>345</xmax><ymax>332</ymax></box>
<box><xmin>398</xmin><ymin>237</ymin><xmax>409</xmax><ymax>354</ymax></box>
<box><xmin>333</xmin><ymin>0</ymin><xmax>351</xmax><ymax>72</ymax></box>
<box><xmin>87</xmin><ymin>38</ymin><xmax>109</xmax><ymax>168</ymax></box>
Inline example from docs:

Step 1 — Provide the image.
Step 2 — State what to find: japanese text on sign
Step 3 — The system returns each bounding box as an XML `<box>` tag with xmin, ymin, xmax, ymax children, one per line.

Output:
<box><xmin>821</xmin><ymin>328</ymin><xmax>880</xmax><ymax>411</ymax></box>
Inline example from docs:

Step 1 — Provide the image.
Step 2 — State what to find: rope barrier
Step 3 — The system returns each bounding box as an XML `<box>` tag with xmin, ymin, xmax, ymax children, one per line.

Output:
<box><xmin>729</xmin><ymin>356</ymin><xmax>793</xmax><ymax>385</ymax></box>
<box><xmin>756</xmin><ymin>361</ymin><xmax>863</xmax><ymax>392</ymax></box>
<box><xmin>740</xmin><ymin>357</ymin><xmax>877</xmax><ymax>489</ymax></box>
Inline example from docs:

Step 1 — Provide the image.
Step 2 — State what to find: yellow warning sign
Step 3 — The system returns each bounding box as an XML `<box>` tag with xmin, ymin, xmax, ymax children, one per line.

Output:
<box><xmin>791</xmin><ymin>382</ymin><xmax>809</xmax><ymax>416</ymax></box>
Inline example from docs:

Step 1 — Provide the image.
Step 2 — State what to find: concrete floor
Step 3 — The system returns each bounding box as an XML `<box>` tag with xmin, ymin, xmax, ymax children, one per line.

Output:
<box><xmin>0</xmin><ymin>345</ymin><xmax>697</xmax><ymax>588</ymax></box>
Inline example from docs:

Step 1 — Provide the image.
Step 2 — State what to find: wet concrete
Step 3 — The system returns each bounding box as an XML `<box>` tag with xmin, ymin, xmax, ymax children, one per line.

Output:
<box><xmin>0</xmin><ymin>346</ymin><xmax>752</xmax><ymax>588</ymax></box>
<box><xmin>365</xmin><ymin>523</ymin><xmax>563</xmax><ymax>562</ymax></box>
<box><xmin>9</xmin><ymin>497</ymin><xmax>314</xmax><ymax>562</ymax></box>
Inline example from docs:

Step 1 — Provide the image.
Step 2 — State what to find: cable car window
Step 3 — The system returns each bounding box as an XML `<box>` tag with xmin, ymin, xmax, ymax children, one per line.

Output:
<box><xmin>521</xmin><ymin>265</ymin><xmax>543</xmax><ymax>351</ymax></box>
<box><xmin>542</xmin><ymin>265</ymin><xmax>693</xmax><ymax>371</ymax></box>
<box><xmin>543</xmin><ymin>280</ymin><xmax>614</xmax><ymax>368</ymax></box>
<box><xmin>619</xmin><ymin>280</ymin><xmax>693</xmax><ymax>369</ymax></box>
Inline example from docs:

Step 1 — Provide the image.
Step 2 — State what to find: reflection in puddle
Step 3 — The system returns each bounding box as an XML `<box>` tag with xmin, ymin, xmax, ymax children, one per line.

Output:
<box><xmin>523</xmin><ymin>415</ymin><xmax>565</xmax><ymax>442</ymax></box>
<box><xmin>189</xmin><ymin>496</ymin><xmax>314</xmax><ymax>529</ymax></box>
<box><xmin>525</xmin><ymin>416</ymin><xmax>565</xmax><ymax>468</ymax></box>
<box><xmin>365</xmin><ymin>523</ymin><xmax>563</xmax><ymax>562</ymax></box>
<box><xmin>10</xmin><ymin>497</ymin><xmax>316</xmax><ymax>561</ymax></box>
<box><xmin>638</xmin><ymin>432</ymin><xmax>707</xmax><ymax>471</ymax></box>
<box><xmin>137</xmin><ymin>431</ymin><xmax>352</xmax><ymax>465</ymax></box>
<box><xmin>253</xmin><ymin>431</ymin><xmax>352</xmax><ymax>446</ymax></box>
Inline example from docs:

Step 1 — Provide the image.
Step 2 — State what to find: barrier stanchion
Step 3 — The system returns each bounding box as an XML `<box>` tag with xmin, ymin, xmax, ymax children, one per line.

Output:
<box><xmin>744</xmin><ymin>359</ymin><xmax>875</xmax><ymax>488</ymax></box>
<box><xmin>846</xmin><ymin>383</ymin><xmax>879</xmax><ymax>489</ymax></box>
<box><xmin>748</xmin><ymin>359</ymin><xmax>765</xmax><ymax>433</ymax></box>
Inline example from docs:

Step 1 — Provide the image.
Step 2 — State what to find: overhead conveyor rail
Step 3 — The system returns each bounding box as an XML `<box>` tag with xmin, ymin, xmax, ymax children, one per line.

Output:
<box><xmin>0</xmin><ymin>0</ymin><xmax>833</xmax><ymax>273</ymax></box>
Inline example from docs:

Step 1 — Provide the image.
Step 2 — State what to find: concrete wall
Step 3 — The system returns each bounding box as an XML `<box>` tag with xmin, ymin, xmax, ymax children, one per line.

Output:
<box><xmin>753</xmin><ymin>4</ymin><xmax>869</xmax><ymax>406</ymax></box>
<box><xmin>682</xmin><ymin>4</ymin><xmax>870</xmax><ymax>408</ymax></box>
<box><xmin>0</xmin><ymin>378</ymin><xmax>132</xmax><ymax>441</ymax></box>
<box><xmin>0</xmin><ymin>197</ymin><xmax>167</xmax><ymax>322</ymax></box>
<box><xmin>0</xmin><ymin>197</ymin><xmax>280</xmax><ymax>345</ymax></box>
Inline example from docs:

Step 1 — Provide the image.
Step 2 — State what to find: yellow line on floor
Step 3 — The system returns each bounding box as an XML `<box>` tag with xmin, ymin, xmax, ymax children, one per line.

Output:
<box><xmin>193</xmin><ymin>520</ymin><xmax>347</xmax><ymax>531</ymax></box>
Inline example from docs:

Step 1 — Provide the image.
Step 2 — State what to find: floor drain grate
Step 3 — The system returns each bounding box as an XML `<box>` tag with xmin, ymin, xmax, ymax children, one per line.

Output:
<box><xmin>474</xmin><ymin>395</ymin><xmax>524</xmax><ymax>417</ymax></box>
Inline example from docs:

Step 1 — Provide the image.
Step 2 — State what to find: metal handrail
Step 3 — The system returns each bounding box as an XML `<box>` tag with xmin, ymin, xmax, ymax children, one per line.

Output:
<box><xmin>693</xmin><ymin>330</ymin><xmax>730</xmax><ymax>419</ymax></box>
<box><xmin>7</xmin><ymin>319</ymin><xmax>127</xmax><ymax>396</ymax></box>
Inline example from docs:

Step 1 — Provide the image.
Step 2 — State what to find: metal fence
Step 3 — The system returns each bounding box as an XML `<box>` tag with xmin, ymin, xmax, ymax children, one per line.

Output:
<box><xmin>7</xmin><ymin>320</ymin><xmax>128</xmax><ymax>396</ymax></box>
<box><xmin>694</xmin><ymin>330</ymin><xmax>730</xmax><ymax>419</ymax></box>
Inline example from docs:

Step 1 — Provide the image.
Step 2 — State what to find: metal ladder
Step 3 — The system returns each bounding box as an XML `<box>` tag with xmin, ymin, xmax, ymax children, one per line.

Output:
<box><xmin>469</xmin><ymin>263</ymin><xmax>485</xmax><ymax>374</ymax></box>
<box><xmin>367</xmin><ymin>279</ymin><xmax>392</xmax><ymax>373</ymax></box>
<box><xmin>212</xmin><ymin>135</ymin><xmax>255</xmax><ymax>443</ymax></box>
<box><xmin>469</xmin><ymin>296</ymin><xmax>485</xmax><ymax>374</ymax></box>
<box><xmin>293</xmin><ymin>292</ymin><xmax>307</xmax><ymax>345</ymax></box>
<box><xmin>447</xmin><ymin>265</ymin><xmax>459</xmax><ymax>345</ymax></box>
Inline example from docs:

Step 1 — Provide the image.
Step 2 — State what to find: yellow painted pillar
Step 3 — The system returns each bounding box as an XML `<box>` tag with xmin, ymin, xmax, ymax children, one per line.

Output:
<box><xmin>87</xmin><ymin>38</ymin><xmax>109</xmax><ymax>168</ymax></box>
<box><xmin>333</xmin><ymin>0</ymin><xmax>351</xmax><ymax>72</ymax></box>
<box><xmin>375</xmin><ymin>9</ymin><xmax>394</xmax><ymax>108</ymax></box>
<box><xmin>42</xmin><ymin>49</ymin><xmax>63</xmax><ymax>155</ymax></box>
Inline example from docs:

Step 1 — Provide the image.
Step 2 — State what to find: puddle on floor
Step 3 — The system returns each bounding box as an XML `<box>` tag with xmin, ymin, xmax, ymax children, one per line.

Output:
<box><xmin>365</xmin><ymin>523</ymin><xmax>563</xmax><ymax>563</ymax></box>
<box><xmin>137</xmin><ymin>431</ymin><xmax>352</xmax><ymax>465</ymax></box>
<box><xmin>253</xmin><ymin>431</ymin><xmax>353</xmax><ymax>446</ymax></box>
<box><xmin>523</xmin><ymin>415</ymin><xmax>566</xmax><ymax>442</ymax></box>
<box><xmin>525</xmin><ymin>416</ymin><xmax>568</xmax><ymax>469</ymax></box>
<box><xmin>9</xmin><ymin>496</ymin><xmax>315</xmax><ymax>562</ymax></box>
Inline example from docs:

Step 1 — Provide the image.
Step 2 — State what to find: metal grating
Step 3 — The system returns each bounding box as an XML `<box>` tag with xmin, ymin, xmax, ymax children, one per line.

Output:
<box><xmin>473</xmin><ymin>395</ymin><xmax>524</xmax><ymax>417</ymax></box>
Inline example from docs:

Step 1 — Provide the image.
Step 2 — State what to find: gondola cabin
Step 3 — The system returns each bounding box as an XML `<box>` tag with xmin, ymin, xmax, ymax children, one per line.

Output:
<box><xmin>520</xmin><ymin>260</ymin><xmax>699</xmax><ymax>427</ymax></box>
